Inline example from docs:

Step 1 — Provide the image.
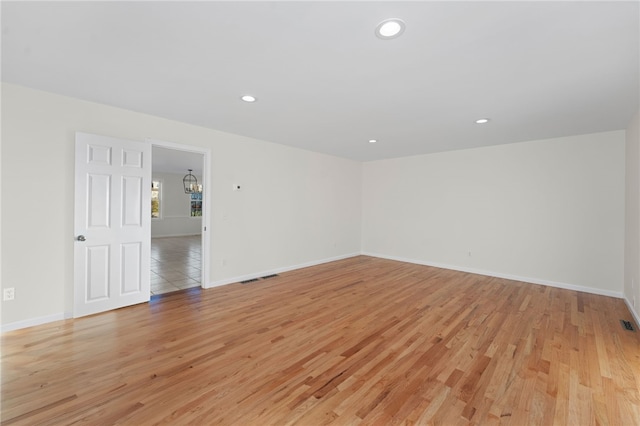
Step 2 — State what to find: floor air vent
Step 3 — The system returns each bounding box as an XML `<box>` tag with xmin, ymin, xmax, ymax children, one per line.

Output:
<box><xmin>240</xmin><ymin>278</ymin><xmax>260</xmax><ymax>284</ymax></box>
<box><xmin>620</xmin><ymin>320</ymin><xmax>636</xmax><ymax>332</ymax></box>
<box><xmin>261</xmin><ymin>274</ymin><xmax>279</xmax><ymax>280</ymax></box>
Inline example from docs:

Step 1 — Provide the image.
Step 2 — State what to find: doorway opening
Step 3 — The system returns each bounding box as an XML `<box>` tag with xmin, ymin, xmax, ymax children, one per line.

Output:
<box><xmin>150</xmin><ymin>143</ymin><xmax>210</xmax><ymax>295</ymax></box>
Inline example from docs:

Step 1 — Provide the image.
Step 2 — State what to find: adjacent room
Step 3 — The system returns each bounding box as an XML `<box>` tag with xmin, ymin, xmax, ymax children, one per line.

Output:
<box><xmin>1</xmin><ymin>1</ymin><xmax>639</xmax><ymax>424</ymax></box>
<box><xmin>150</xmin><ymin>147</ymin><xmax>204</xmax><ymax>295</ymax></box>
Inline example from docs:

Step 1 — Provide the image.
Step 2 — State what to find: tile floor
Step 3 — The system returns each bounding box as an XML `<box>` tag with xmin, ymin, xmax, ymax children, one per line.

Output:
<box><xmin>151</xmin><ymin>235</ymin><xmax>202</xmax><ymax>295</ymax></box>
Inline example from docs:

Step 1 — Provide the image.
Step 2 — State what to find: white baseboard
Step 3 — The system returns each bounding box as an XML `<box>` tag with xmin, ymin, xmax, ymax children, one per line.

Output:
<box><xmin>2</xmin><ymin>254</ymin><xmax>359</xmax><ymax>332</ymax></box>
<box><xmin>207</xmin><ymin>252</ymin><xmax>361</xmax><ymax>289</ymax></box>
<box><xmin>361</xmin><ymin>252</ymin><xmax>624</xmax><ymax>299</ymax></box>
<box><xmin>2</xmin><ymin>312</ymin><xmax>71</xmax><ymax>333</ymax></box>
<box><xmin>624</xmin><ymin>297</ymin><xmax>640</xmax><ymax>327</ymax></box>
<box><xmin>151</xmin><ymin>233</ymin><xmax>201</xmax><ymax>238</ymax></box>
<box><xmin>5</xmin><ymin>252</ymin><xmax>625</xmax><ymax>332</ymax></box>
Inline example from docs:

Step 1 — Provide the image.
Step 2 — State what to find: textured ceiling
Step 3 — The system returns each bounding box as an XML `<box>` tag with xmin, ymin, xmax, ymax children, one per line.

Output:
<box><xmin>2</xmin><ymin>1</ymin><xmax>638</xmax><ymax>161</ymax></box>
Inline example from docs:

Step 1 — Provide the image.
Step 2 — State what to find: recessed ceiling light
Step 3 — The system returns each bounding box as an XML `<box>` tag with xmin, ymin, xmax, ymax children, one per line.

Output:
<box><xmin>241</xmin><ymin>95</ymin><xmax>257</xmax><ymax>103</ymax></box>
<box><xmin>475</xmin><ymin>118</ymin><xmax>490</xmax><ymax>124</ymax></box>
<box><xmin>375</xmin><ymin>19</ymin><xmax>406</xmax><ymax>39</ymax></box>
<box><xmin>369</xmin><ymin>139</ymin><xmax>377</xmax><ymax>143</ymax></box>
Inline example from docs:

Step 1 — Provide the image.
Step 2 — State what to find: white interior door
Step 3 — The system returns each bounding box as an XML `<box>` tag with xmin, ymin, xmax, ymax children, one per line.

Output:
<box><xmin>74</xmin><ymin>132</ymin><xmax>151</xmax><ymax>318</ymax></box>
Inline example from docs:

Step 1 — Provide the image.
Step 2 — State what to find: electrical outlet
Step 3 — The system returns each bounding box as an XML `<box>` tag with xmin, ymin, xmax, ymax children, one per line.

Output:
<box><xmin>3</xmin><ymin>287</ymin><xmax>15</xmax><ymax>301</ymax></box>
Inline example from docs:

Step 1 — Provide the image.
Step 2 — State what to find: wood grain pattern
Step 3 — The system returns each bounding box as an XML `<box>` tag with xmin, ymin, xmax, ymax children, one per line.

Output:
<box><xmin>2</xmin><ymin>256</ymin><xmax>640</xmax><ymax>425</ymax></box>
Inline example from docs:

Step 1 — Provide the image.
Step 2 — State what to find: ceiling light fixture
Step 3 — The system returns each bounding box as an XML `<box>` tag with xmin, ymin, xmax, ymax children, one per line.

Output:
<box><xmin>369</xmin><ymin>139</ymin><xmax>377</xmax><ymax>143</ymax></box>
<box><xmin>183</xmin><ymin>169</ymin><xmax>201</xmax><ymax>194</ymax></box>
<box><xmin>475</xmin><ymin>118</ymin><xmax>490</xmax><ymax>124</ymax></box>
<box><xmin>241</xmin><ymin>95</ymin><xmax>257</xmax><ymax>103</ymax></box>
<box><xmin>375</xmin><ymin>19</ymin><xmax>406</xmax><ymax>39</ymax></box>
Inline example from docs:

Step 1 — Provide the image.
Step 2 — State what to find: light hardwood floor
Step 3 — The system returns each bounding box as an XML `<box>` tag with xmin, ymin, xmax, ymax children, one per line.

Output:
<box><xmin>2</xmin><ymin>256</ymin><xmax>640</xmax><ymax>425</ymax></box>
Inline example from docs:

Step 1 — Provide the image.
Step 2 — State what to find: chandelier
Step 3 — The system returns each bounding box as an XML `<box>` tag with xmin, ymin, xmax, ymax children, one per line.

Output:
<box><xmin>183</xmin><ymin>169</ymin><xmax>201</xmax><ymax>193</ymax></box>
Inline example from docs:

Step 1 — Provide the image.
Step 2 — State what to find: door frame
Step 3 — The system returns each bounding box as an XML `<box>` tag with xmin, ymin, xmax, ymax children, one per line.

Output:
<box><xmin>147</xmin><ymin>138</ymin><xmax>211</xmax><ymax>290</ymax></box>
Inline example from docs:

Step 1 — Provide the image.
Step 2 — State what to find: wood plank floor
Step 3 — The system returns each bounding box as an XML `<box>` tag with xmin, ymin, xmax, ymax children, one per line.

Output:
<box><xmin>2</xmin><ymin>256</ymin><xmax>640</xmax><ymax>425</ymax></box>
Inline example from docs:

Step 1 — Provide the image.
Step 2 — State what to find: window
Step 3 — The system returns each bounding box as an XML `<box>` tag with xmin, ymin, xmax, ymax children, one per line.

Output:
<box><xmin>190</xmin><ymin>192</ymin><xmax>202</xmax><ymax>217</ymax></box>
<box><xmin>151</xmin><ymin>180</ymin><xmax>161</xmax><ymax>218</ymax></box>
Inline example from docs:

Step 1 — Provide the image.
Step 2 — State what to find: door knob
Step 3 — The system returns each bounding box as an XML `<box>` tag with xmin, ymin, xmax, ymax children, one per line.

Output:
<box><xmin>76</xmin><ymin>235</ymin><xmax>86</xmax><ymax>241</ymax></box>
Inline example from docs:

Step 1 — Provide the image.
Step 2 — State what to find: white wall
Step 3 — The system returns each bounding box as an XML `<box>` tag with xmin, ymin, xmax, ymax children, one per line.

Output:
<box><xmin>151</xmin><ymin>172</ymin><xmax>202</xmax><ymax>237</ymax></box>
<box><xmin>624</xmin><ymin>110</ymin><xmax>640</xmax><ymax>323</ymax></box>
<box><xmin>1</xmin><ymin>83</ymin><xmax>362</xmax><ymax>327</ymax></box>
<box><xmin>362</xmin><ymin>131</ymin><xmax>625</xmax><ymax>296</ymax></box>
<box><xmin>210</xmin><ymin>130</ymin><xmax>362</xmax><ymax>282</ymax></box>
<box><xmin>0</xmin><ymin>82</ymin><xmax>630</xmax><ymax>330</ymax></box>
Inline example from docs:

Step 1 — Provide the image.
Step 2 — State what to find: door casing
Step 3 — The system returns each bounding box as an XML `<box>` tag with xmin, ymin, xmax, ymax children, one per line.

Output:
<box><xmin>148</xmin><ymin>138</ymin><xmax>211</xmax><ymax>290</ymax></box>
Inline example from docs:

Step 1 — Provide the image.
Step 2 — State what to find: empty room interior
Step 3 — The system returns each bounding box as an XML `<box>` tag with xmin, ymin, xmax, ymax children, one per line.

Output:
<box><xmin>1</xmin><ymin>1</ymin><xmax>640</xmax><ymax>425</ymax></box>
